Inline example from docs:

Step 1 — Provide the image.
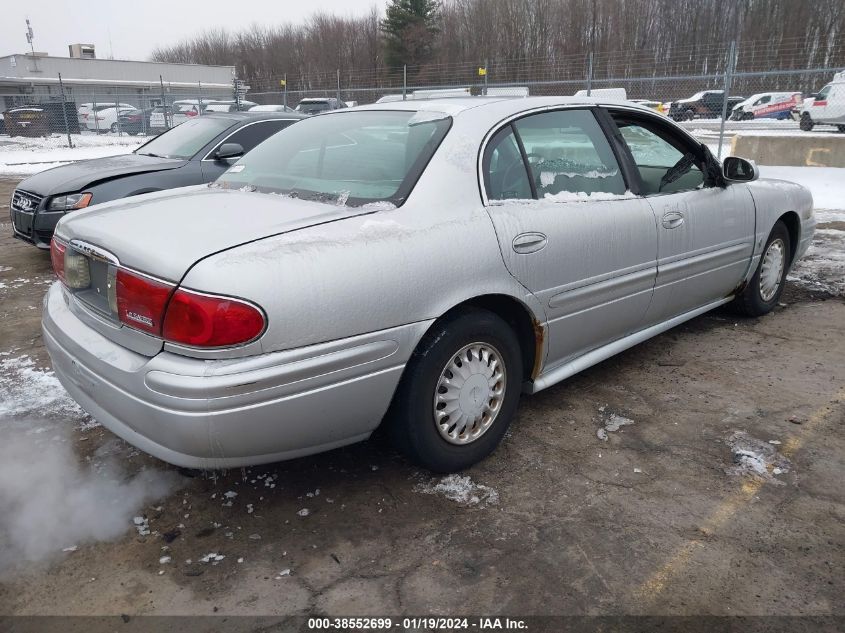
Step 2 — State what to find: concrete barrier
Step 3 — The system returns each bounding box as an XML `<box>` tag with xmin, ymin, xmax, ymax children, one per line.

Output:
<box><xmin>731</xmin><ymin>134</ymin><xmax>845</xmax><ymax>167</ymax></box>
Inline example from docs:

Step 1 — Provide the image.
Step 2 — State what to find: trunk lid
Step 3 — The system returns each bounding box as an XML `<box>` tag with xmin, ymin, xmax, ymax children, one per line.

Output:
<box><xmin>54</xmin><ymin>186</ymin><xmax>377</xmax><ymax>356</ymax></box>
<box><xmin>56</xmin><ymin>186</ymin><xmax>376</xmax><ymax>282</ymax></box>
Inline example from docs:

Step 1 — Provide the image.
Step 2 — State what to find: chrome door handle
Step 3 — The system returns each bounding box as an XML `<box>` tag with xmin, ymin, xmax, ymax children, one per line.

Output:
<box><xmin>512</xmin><ymin>232</ymin><xmax>548</xmax><ymax>254</ymax></box>
<box><xmin>662</xmin><ymin>211</ymin><xmax>685</xmax><ymax>229</ymax></box>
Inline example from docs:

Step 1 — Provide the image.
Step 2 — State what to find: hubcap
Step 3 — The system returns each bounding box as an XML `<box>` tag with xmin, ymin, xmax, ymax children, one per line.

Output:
<box><xmin>433</xmin><ymin>342</ymin><xmax>506</xmax><ymax>445</ymax></box>
<box><xmin>759</xmin><ymin>238</ymin><xmax>786</xmax><ymax>302</ymax></box>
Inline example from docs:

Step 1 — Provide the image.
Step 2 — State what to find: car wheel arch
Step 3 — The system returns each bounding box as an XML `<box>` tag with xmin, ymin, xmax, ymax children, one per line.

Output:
<box><xmin>420</xmin><ymin>293</ymin><xmax>543</xmax><ymax>382</ymax></box>
<box><xmin>776</xmin><ymin>211</ymin><xmax>801</xmax><ymax>266</ymax></box>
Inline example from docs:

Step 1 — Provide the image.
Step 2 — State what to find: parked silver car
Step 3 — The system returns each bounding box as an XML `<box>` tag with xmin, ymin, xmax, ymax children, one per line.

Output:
<box><xmin>43</xmin><ymin>97</ymin><xmax>815</xmax><ymax>472</ymax></box>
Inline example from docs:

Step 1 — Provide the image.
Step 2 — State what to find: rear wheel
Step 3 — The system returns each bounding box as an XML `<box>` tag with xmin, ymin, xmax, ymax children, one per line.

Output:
<box><xmin>837</xmin><ymin>125</ymin><xmax>845</xmax><ymax>133</ymax></box>
<box><xmin>799</xmin><ymin>113</ymin><xmax>814</xmax><ymax>131</ymax></box>
<box><xmin>387</xmin><ymin>309</ymin><xmax>523</xmax><ymax>473</ymax></box>
<box><xmin>733</xmin><ymin>221</ymin><xmax>791</xmax><ymax>317</ymax></box>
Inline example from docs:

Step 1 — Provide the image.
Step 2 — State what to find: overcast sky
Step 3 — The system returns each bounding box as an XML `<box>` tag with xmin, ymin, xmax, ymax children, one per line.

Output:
<box><xmin>2</xmin><ymin>0</ymin><xmax>380</xmax><ymax>61</ymax></box>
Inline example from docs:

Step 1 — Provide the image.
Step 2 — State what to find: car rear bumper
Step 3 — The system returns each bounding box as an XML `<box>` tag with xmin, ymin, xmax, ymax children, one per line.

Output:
<box><xmin>43</xmin><ymin>282</ymin><xmax>430</xmax><ymax>468</ymax></box>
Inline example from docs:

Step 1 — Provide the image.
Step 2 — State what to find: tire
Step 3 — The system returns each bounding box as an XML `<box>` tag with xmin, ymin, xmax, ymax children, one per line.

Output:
<box><xmin>799</xmin><ymin>113</ymin><xmax>814</xmax><ymax>131</ymax></box>
<box><xmin>837</xmin><ymin>125</ymin><xmax>845</xmax><ymax>133</ymax></box>
<box><xmin>110</xmin><ymin>123</ymin><xmax>118</xmax><ymax>133</ymax></box>
<box><xmin>684</xmin><ymin>109</ymin><xmax>695</xmax><ymax>121</ymax></box>
<box><xmin>733</xmin><ymin>221</ymin><xmax>791</xmax><ymax>317</ymax></box>
<box><xmin>387</xmin><ymin>308</ymin><xmax>523</xmax><ymax>473</ymax></box>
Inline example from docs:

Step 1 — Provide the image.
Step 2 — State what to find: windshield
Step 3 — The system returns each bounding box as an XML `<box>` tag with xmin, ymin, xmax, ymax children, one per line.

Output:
<box><xmin>215</xmin><ymin>110</ymin><xmax>451</xmax><ymax>207</ymax></box>
<box><xmin>135</xmin><ymin>117</ymin><xmax>233</xmax><ymax>160</ymax></box>
<box><xmin>296</xmin><ymin>101</ymin><xmax>331</xmax><ymax>113</ymax></box>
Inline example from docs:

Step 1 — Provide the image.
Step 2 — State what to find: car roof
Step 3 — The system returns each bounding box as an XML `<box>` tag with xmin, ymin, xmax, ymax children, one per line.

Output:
<box><xmin>352</xmin><ymin>96</ymin><xmax>658</xmax><ymax>116</ymax></box>
<box><xmin>200</xmin><ymin>111</ymin><xmax>308</xmax><ymax>122</ymax></box>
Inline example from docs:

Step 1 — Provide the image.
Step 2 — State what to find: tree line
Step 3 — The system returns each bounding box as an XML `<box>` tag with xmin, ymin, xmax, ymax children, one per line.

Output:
<box><xmin>150</xmin><ymin>0</ymin><xmax>845</xmax><ymax>92</ymax></box>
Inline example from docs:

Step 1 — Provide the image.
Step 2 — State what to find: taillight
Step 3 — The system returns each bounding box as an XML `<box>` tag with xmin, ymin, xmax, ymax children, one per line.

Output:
<box><xmin>115</xmin><ymin>268</ymin><xmax>174</xmax><ymax>335</ymax></box>
<box><xmin>50</xmin><ymin>239</ymin><xmax>66</xmax><ymax>282</ymax></box>
<box><xmin>162</xmin><ymin>289</ymin><xmax>265</xmax><ymax>347</ymax></box>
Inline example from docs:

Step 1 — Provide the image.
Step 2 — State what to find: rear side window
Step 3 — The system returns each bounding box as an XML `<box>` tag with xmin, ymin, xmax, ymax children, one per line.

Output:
<box><xmin>483</xmin><ymin>126</ymin><xmax>532</xmax><ymax>200</ymax></box>
<box><xmin>511</xmin><ymin>109</ymin><xmax>626</xmax><ymax>198</ymax></box>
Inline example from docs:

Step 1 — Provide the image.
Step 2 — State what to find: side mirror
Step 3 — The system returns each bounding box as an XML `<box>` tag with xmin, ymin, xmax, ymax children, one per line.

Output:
<box><xmin>214</xmin><ymin>142</ymin><xmax>244</xmax><ymax>161</ymax></box>
<box><xmin>723</xmin><ymin>156</ymin><xmax>759</xmax><ymax>182</ymax></box>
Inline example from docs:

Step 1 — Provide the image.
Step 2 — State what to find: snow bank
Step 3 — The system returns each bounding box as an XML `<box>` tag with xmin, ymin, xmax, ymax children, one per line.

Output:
<box><xmin>0</xmin><ymin>134</ymin><xmax>143</xmax><ymax>176</ymax></box>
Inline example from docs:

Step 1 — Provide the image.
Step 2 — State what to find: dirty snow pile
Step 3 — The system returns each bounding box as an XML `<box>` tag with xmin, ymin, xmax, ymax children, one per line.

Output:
<box><xmin>596</xmin><ymin>405</ymin><xmax>635</xmax><ymax>441</ymax></box>
<box><xmin>0</xmin><ymin>134</ymin><xmax>143</xmax><ymax>176</ymax></box>
<box><xmin>415</xmin><ymin>474</ymin><xmax>499</xmax><ymax>507</ymax></box>
<box><xmin>725</xmin><ymin>431</ymin><xmax>792</xmax><ymax>485</ymax></box>
<box><xmin>0</xmin><ymin>353</ymin><xmax>177</xmax><ymax>571</ymax></box>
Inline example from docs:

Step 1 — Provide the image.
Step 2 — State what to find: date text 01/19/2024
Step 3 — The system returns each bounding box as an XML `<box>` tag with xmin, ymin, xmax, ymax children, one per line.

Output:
<box><xmin>306</xmin><ymin>617</ymin><xmax>528</xmax><ymax>630</ymax></box>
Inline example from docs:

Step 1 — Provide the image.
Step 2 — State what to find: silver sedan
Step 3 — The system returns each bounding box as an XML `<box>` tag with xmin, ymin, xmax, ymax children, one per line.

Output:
<box><xmin>43</xmin><ymin>97</ymin><xmax>816</xmax><ymax>472</ymax></box>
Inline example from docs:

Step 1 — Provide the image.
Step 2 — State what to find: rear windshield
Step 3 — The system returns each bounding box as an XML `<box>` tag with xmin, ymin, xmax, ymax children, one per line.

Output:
<box><xmin>214</xmin><ymin>110</ymin><xmax>452</xmax><ymax>207</ymax></box>
<box><xmin>135</xmin><ymin>117</ymin><xmax>233</xmax><ymax>160</ymax></box>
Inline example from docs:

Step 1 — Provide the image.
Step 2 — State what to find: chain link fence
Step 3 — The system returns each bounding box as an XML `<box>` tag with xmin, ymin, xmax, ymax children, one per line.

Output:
<box><xmin>0</xmin><ymin>86</ymin><xmax>235</xmax><ymax>145</ymax></box>
<box><xmin>2</xmin><ymin>38</ymin><xmax>843</xmax><ymax>153</ymax></box>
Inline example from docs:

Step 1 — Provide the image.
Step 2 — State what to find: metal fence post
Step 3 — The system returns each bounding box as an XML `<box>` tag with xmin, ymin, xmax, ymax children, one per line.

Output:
<box><xmin>159</xmin><ymin>75</ymin><xmax>168</xmax><ymax>129</ymax></box>
<box><xmin>336</xmin><ymin>69</ymin><xmax>341</xmax><ymax>103</ymax></box>
<box><xmin>283</xmin><ymin>73</ymin><xmax>287</xmax><ymax>109</ymax></box>
<box><xmin>57</xmin><ymin>73</ymin><xmax>73</xmax><ymax>148</ymax></box>
<box><xmin>484</xmin><ymin>59</ymin><xmax>489</xmax><ymax>95</ymax></box>
<box><xmin>142</xmin><ymin>89</ymin><xmax>148</xmax><ymax>136</ymax></box>
<box><xmin>93</xmin><ymin>95</ymin><xmax>99</xmax><ymax>134</ymax></box>
<box><xmin>198</xmin><ymin>81</ymin><xmax>203</xmax><ymax>116</ymax></box>
<box><xmin>586</xmin><ymin>52</ymin><xmax>593</xmax><ymax>96</ymax></box>
<box><xmin>717</xmin><ymin>40</ymin><xmax>737</xmax><ymax>160</ymax></box>
<box><xmin>403</xmin><ymin>65</ymin><xmax>407</xmax><ymax>101</ymax></box>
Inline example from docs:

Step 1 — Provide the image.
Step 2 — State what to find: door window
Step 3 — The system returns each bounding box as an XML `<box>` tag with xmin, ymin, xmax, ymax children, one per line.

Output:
<box><xmin>614</xmin><ymin>117</ymin><xmax>704</xmax><ymax>195</ymax></box>
<box><xmin>212</xmin><ymin>120</ymin><xmax>293</xmax><ymax>156</ymax></box>
<box><xmin>755</xmin><ymin>95</ymin><xmax>771</xmax><ymax>106</ymax></box>
<box><xmin>510</xmin><ymin>109</ymin><xmax>626</xmax><ymax>199</ymax></box>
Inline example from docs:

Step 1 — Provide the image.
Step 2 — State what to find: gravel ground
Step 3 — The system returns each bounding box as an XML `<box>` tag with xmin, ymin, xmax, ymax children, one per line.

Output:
<box><xmin>0</xmin><ymin>177</ymin><xmax>842</xmax><ymax>621</ymax></box>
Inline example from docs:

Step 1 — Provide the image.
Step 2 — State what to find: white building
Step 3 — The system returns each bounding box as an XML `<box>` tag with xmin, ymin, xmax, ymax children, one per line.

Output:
<box><xmin>0</xmin><ymin>52</ymin><xmax>235</xmax><ymax>111</ymax></box>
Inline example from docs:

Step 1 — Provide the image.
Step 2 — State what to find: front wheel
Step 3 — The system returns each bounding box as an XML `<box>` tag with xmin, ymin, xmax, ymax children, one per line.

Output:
<box><xmin>110</xmin><ymin>123</ymin><xmax>119</xmax><ymax>133</ymax></box>
<box><xmin>733</xmin><ymin>221</ymin><xmax>791</xmax><ymax>317</ymax></box>
<box><xmin>799</xmin><ymin>113</ymin><xmax>814</xmax><ymax>131</ymax></box>
<box><xmin>387</xmin><ymin>309</ymin><xmax>523</xmax><ymax>473</ymax></box>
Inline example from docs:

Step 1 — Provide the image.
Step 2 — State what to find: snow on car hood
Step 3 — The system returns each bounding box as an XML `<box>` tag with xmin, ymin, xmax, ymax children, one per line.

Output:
<box><xmin>17</xmin><ymin>153</ymin><xmax>186</xmax><ymax>196</ymax></box>
<box><xmin>55</xmin><ymin>186</ymin><xmax>378</xmax><ymax>281</ymax></box>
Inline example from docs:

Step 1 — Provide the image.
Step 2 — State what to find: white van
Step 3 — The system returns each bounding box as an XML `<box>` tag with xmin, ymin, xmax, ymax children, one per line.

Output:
<box><xmin>800</xmin><ymin>71</ymin><xmax>845</xmax><ymax>131</ymax></box>
<box><xmin>730</xmin><ymin>92</ymin><xmax>801</xmax><ymax>120</ymax></box>
<box><xmin>574</xmin><ymin>88</ymin><xmax>627</xmax><ymax>100</ymax></box>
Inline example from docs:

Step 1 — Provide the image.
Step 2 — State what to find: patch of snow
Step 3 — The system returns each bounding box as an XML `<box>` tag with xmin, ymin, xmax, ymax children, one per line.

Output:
<box><xmin>415</xmin><ymin>474</ymin><xmax>499</xmax><ymax>507</ymax></box>
<box><xmin>596</xmin><ymin>408</ymin><xmax>635</xmax><ymax>441</ymax></box>
<box><xmin>725</xmin><ymin>431</ymin><xmax>792</xmax><ymax>485</ymax></box>
<box><xmin>199</xmin><ymin>553</ymin><xmax>225</xmax><ymax>564</ymax></box>
<box><xmin>0</xmin><ymin>134</ymin><xmax>143</xmax><ymax>176</ymax></box>
<box><xmin>789</xmin><ymin>227</ymin><xmax>845</xmax><ymax>296</ymax></box>
<box><xmin>297</xmin><ymin>508</ymin><xmax>310</xmax><ymax>517</ymax></box>
<box><xmin>0</xmin><ymin>355</ymin><xmax>90</xmax><ymax>422</ymax></box>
